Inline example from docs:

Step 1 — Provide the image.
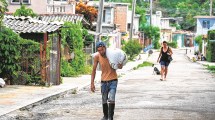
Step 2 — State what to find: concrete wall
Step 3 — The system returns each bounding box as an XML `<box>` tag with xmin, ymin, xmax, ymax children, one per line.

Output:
<box><xmin>7</xmin><ymin>0</ymin><xmax>75</xmax><ymax>14</ymax></box>
<box><xmin>196</xmin><ymin>18</ymin><xmax>215</xmax><ymax>36</ymax></box>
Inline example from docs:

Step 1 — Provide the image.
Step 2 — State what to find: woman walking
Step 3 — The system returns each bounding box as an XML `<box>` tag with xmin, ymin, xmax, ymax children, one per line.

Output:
<box><xmin>157</xmin><ymin>41</ymin><xmax>173</xmax><ymax>81</ymax></box>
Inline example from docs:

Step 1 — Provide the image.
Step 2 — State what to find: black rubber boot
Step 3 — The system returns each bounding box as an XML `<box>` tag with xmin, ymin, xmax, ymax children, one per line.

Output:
<box><xmin>101</xmin><ymin>103</ymin><xmax>108</xmax><ymax>120</ymax></box>
<box><xmin>108</xmin><ymin>103</ymin><xmax>115</xmax><ymax>120</ymax></box>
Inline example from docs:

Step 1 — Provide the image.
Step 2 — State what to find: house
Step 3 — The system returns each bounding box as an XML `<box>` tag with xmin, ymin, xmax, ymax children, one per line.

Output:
<box><xmin>87</xmin><ymin>2</ymin><xmax>130</xmax><ymax>49</ymax></box>
<box><xmin>3</xmin><ymin>14</ymin><xmax>84</xmax><ymax>85</ymax></box>
<box><xmin>3</xmin><ymin>15</ymin><xmax>63</xmax><ymax>85</ymax></box>
<box><xmin>127</xmin><ymin>10</ymin><xmax>140</xmax><ymax>38</ymax></box>
<box><xmin>172</xmin><ymin>31</ymin><xmax>195</xmax><ymax>48</ymax></box>
<box><xmin>193</xmin><ymin>16</ymin><xmax>215</xmax><ymax>55</ymax></box>
<box><xmin>7</xmin><ymin>0</ymin><xmax>76</xmax><ymax>14</ymax></box>
<box><xmin>194</xmin><ymin>16</ymin><xmax>215</xmax><ymax>36</ymax></box>
<box><xmin>145</xmin><ymin>11</ymin><xmax>177</xmax><ymax>45</ymax></box>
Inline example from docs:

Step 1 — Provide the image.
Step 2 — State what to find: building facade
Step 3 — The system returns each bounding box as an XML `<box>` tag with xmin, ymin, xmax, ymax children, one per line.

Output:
<box><xmin>7</xmin><ymin>0</ymin><xmax>75</xmax><ymax>14</ymax></box>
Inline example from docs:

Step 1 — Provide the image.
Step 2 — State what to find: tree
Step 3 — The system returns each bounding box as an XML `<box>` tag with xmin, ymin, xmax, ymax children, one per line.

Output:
<box><xmin>0</xmin><ymin>0</ymin><xmax>8</xmax><ymax>27</ymax></box>
<box><xmin>13</xmin><ymin>5</ymin><xmax>37</xmax><ymax>17</ymax></box>
<box><xmin>76</xmin><ymin>2</ymin><xmax>98</xmax><ymax>28</ymax></box>
<box><xmin>154</xmin><ymin>0</ymin><xmax>214</xmax><ymax>30</ymax></box>
<box><xmin>140</xmin><ymin>25</ymin><xmax>160</xmax><ymax>49</ymax></box>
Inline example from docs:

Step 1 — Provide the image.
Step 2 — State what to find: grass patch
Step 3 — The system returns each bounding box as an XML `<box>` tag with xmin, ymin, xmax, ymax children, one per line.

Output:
<box><xmin>207</xmin><ymin>65</ymin><xmax>215</xmax><ymax>73</ymax></box>
<box><xmin>137</xmin><ymin>61</ymin><xmax>153</xmax><ymax>69</ymax></box>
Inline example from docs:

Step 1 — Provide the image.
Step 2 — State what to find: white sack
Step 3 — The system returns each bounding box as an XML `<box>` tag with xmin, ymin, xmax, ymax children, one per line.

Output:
<box><xmin>106</xmin><ymin>48</ymin><xmax>127</xmax><ymax>69</ymax></box>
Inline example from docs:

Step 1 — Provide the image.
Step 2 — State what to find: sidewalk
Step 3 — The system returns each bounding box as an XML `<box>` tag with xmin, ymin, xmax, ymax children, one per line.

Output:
<box><xmin>0</xmin><ymin>53</ymin><xmax>149</xmax><ymax>117</ymax></box>
<box><xmin>185</xmin><ymin>47</ymin><xmax>215</xmax><ymax>66</ymax></box>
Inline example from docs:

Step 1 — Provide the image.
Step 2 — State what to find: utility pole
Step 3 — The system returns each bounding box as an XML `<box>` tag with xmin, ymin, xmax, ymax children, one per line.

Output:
<box><xmin>129</xmin><ymin>0</ymin><xmax>136</xmax><ymax>40</ymax></box>
<box><xmin>95</xmin><ymin>0</ymin><xmax>104</xmax><ymax>42</ymax></box>
<box><xmin>210</xmin><ymin>0</ymin><xmax>213</xmax><ymax>16</ymax></box>
<box><xmin>150</xmin><ymin>0</ymin><xmax>153</xmax><ymax>25</ymax></box>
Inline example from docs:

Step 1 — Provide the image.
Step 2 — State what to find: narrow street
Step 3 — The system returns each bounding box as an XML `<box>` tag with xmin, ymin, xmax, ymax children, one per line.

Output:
<box><xmin>1</xmin><ymin>49</ymin><xmax>215</xmax><ymax>120</ymax></box>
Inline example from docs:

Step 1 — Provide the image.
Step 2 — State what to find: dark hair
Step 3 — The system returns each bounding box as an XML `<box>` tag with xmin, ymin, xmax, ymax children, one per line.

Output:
<box><xmin>96</xmin><ymin>41</ymin><xmax>106</xmax><ymax>49</ymax></box>
<box><xmin>163</xmin><ymin>41</ymin><xmax>167</xmax><ymax>44</ymax></box>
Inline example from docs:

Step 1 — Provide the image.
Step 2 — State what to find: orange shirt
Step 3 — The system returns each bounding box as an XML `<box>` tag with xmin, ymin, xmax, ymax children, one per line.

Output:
<box><xmin>94</xmin><ymin>53</ymin><xmax>117</xmax><ymax>81</ymax></box>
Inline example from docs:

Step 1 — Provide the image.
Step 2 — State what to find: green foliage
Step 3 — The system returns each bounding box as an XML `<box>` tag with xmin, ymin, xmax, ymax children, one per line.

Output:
<box><xmin>155</xmin><ymin>0</ymin><xmax>212</xmax><ymax>30</ymax></box>
<box><xmin>83</xmin><ymin>29</ymin><xmax>94</xmax><ymax>46</ymax></box>
<box><xmin>207</xmin><ymin>30</ymin><xmax>215</xmax><ymax>62</ymax></box>
<box><xmin>194</xmin><ymin>35</ymin><xmax>203</xmax><ymax>53</ymax></box>
<box><xmin>13</xmin><ymin>5</ymin><xmax>37</xmax><ymax>17</ymax></box>
<box><xmin>0</xmin><ymin>26</ymin><xmax>40</xmax><ymax>85</ymax></box>
<box><xmin>170</xmin><ymin>23</ymin><xmax>181</xmax><ymax>30</ymax></box>
<box><xmin>0</xmin><ymin>27</ymin><xmax>21</xmax><ymax>79</ymax></box>
<box><xmin>137</xmin><ymin>61</ymin><xmax>153</xmax><ymax>69</ymax></box>
<box><xmin>18</xmin><ymin>38</ymin><xmax>40</xmax><ymax>85</ymax></box>
<box><xmin>206</xmin><ymin>41</ymin><xmax>215</xmax><ymax>62</ymax></box>
<box><xmin>208</xmin><ymin>30</ymin><xmax>215</xmax><ymax>40</ymax></box>
<box><xmin>168</xmin><ymin>41</ymin><xmax>178</xmax><ymax>48</ymax></box>
<box><xmin>61</xmin><ymin>58</ymin><xmax>78</xmax><ymax>77</ymax></box>
<box><xmin>140</xmin><ymin>25</ymin><xmax>160</xmax><ymax>49</ymax></box>
<box><xmin>207</xmin><ymin>65</ymin><xmax>215</xmax><ymax>73</ymax></box>
<box><xmin>0</xmin><ymin>0</ymin><xmax>8</xmax><ymax>26</ymax></box>
<box><xmin>122</xmin><ymin>40</ymin><xmax>141</xmax><ymax>60</ymax></box>
<box><xmin>61</xmin><ymin>22</ymin><xmax>90</xmax><ymax>76</ymax></box>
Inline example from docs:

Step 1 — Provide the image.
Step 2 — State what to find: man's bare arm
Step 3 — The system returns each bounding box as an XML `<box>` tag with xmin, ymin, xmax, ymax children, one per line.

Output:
<box><xmin>91</xmin><ymin>56</ymin><xmax>98</xmax><ymax>92</ymax></box>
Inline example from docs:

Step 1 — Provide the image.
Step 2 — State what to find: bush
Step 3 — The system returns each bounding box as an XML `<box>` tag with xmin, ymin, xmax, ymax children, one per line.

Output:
<box><xmin>206</xmin><ymin>41</ymin><xmax>215</xmax><ymax>62</ymax></box>
<box><xmin>0</xmin><ymin>27</ymin><xmax>21</xmax><ymax>80</ymax></box>
<box><xmin>122</xmin><ymin>40</ymin><xmax>141</xmax><ymax>60</ymax></box>
<box><xmin>168</xmin><ymin>41</ymin><xmax>178</xmax><ymax>48</ymax></box>
<box><xmin>61</xmin><ymin>22</ymin><xmax>93</xmax><ymax>76</ymax></box>
<box><xmin>0</xmin><ymin>26</ymin><xmax>40</xmax><ymax>85</ymax></box>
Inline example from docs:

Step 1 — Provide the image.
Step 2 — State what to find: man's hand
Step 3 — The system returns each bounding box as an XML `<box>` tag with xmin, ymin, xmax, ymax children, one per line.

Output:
<box><xmin>91</xmin><ymin>83</ymin><xmax>95</xmax><ymax>92</ymax></box>
<box><xmin>118</xmin><ymin>63</ymin><xmax>123</xmax><ymax>69</ymax></box>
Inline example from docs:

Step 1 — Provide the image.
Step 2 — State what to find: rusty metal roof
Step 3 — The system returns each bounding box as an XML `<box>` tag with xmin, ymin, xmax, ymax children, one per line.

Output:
<box><xmin>3</xmin><ymin>15</ymin><xmax>63</xmax><ymax>33</ymax></box>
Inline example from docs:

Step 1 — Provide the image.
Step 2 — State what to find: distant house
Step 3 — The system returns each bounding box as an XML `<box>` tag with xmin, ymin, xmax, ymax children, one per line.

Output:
<box><xmin>88</xmin><ymin>2</ymin><xmax>130</xmax><ymax>48</ymax></box>
<box><xmin>127</xmin><ymin>10</ymin><xmax>140</xmax><ymax>37</ymax></box>
<box><xmin>193</xmin><ymin>16</ymin><xmax>215</xmax><ymax>55</ymax></box>
<box><xmin>172</xmin><ymin>31</ymin><xmax>195</xmax><ymax>48</ymax></box>
<box><xmin>194</xmin><ymin>16</ymin><xmax>215</xmax><ymax>36</ymax></box>
<box><xmin>88</xmin><ymin>2</ymin><xmax>129</xmax><ymax>33</ymax></box>
<box><xmin>146</xmin><ymin>11</ymin><xmax>177</xmax><ymax>44</ymax></box>
<box><xmin>7</xmin><ymin>0</ymin><xmax>76</xmax><ymax>14</ymax></box>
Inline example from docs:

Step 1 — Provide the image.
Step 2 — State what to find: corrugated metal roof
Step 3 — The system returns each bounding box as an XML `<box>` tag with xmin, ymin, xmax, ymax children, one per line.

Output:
<box><xmin>3</xmin><ymin>15</ymin><xmax>63</xmax><ymax>33</ymax></box>
<box><xmin>36</xmin><ymin>14</ymin><xmax>89</xmax><ymax>25</ymax></box>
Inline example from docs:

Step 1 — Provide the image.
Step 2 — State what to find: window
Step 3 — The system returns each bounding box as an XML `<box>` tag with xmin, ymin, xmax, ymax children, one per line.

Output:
<box><xmin>203</xmin><ymin>20</ymin><xmax>210</xmax><ymax>29</ymax></box>
<box><xmin>103</xmin><ymin>10</ymin><xmax>106</xmax><ymax>23</ymax></box>
<box><xmin>11</xmin><ymin>0</ymin><xmax>30</xmax><ymax>4</ymax></box>
<box><xmin>22</xmin><ymin>0</ymin><xmax>30</xmax><ymax>4</ymax></box>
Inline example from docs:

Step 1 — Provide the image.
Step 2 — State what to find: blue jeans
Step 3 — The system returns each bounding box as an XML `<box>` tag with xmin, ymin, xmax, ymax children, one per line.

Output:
<box><xmin>160</xmin><ymin>60</ymin><xmax>170</xmax><ymax>67</ymax></box>
<box><xmin>101</xmin><ymin>79</ymin><xmax>118</xmax><ymax>104</ymax></box>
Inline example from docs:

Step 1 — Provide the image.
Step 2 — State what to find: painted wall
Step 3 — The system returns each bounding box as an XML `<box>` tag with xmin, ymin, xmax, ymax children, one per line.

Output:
<box><xmin>7</xmin><ymin>0</ymin><xmax>75</xmax><ymax>14</ymax></box>
<box><xmin>196</xmin><ymin>18</ymin><xmax>215</xmax><ymax>36</ymax></box>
